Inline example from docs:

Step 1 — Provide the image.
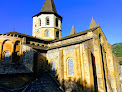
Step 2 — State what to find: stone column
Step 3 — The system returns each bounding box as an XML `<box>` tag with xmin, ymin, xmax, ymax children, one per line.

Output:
<box><xmin>93</xmin><ymin>37</ymin><xmax>106</xmax><ymax>92</ymax></box>
<box><xmin>10</xmin><ymin>42</ymin><xmax>15</xmax><ymax>62</ymax></box>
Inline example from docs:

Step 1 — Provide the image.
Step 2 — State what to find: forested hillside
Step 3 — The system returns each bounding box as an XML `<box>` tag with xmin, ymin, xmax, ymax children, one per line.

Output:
<box><xmin>112</xmin><ymin>43</ymin><xmax>122</xmax><ymax>57</ymax></box>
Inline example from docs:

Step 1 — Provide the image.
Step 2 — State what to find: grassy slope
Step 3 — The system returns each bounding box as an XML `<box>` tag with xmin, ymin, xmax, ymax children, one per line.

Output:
<box><xmin>112</xmin><ymin>43</ymin><xmax>122</xmax><ymax>57</ymax></box>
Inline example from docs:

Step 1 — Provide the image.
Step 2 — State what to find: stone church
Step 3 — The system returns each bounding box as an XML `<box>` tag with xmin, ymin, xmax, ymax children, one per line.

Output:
<box><xmin>0</xmin><ymin>0</ymin><xmax>120</xmax><ymax>92</ymax></box>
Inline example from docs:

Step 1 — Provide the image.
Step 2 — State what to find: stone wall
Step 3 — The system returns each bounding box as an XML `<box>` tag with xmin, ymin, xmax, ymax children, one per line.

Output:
<box><xmin>22</xmin><ymin>44</ymin><xmax>34</xmax><ymax>71</ymax></box>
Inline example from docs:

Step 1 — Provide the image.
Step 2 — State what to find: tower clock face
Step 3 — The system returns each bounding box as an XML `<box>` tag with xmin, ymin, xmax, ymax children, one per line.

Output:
<box><xmin>36</xmin><ymin>29</ymin><xmax>40</xmax><ymax>37</ymax></box>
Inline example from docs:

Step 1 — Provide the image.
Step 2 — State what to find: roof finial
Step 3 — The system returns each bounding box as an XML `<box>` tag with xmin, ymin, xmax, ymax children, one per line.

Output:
<box><xmin>89</xmin><ymin>17</ymin><xmax>97</xmax><ymax>29</ymax></box>
<box><xmin>70</xmin><ymin>26</ymin><xmax>77</xmax><ymax>35</ymax></box>
<box><xmin>98</xmin><ymin>23</ymin><xmax>99</xmax><ymax>26</ymax></box>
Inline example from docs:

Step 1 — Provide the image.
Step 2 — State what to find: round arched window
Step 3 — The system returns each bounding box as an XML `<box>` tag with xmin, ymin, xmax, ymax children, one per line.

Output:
<box><xmin>45</xmin><ymin>29</ymin><xmax>50</xmax><ymax>37</ymax></box>
<box><xmin>46</xmin><ymin>17</ymin><xmax>50</xmax><ymax>25</ymax></box>
<box><xmin>36</xmin><ymin>29</ymin><xmax>40</xmax><ymax>37</ymax></box>
<box><xmin>67</xmin><ymin>57</ymin><xmax>74</xmax><ymax>76</ymax></box>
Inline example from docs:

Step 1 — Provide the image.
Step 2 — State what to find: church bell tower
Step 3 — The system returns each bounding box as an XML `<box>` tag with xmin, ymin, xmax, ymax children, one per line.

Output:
<box><xmin>32</xmin><ymin>0</ymin><xmax>62</xmax><ymax>40</ymax></box>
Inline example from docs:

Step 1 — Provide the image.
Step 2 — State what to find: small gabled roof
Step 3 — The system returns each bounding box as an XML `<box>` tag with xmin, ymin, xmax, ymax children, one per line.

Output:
<box><xmin>89</xmin><ymin>17</ymin><xmax>97</xmax><ymax>29</ymax></box>
<box><xmin>70</xmin><ymin>26</ymin><xmax>77</xmax><ymax>35</ymax></box>
<box><xmin>41</xmin><ymin>0</ymin><xmax>57</xmax><ymax>13</ymax></box>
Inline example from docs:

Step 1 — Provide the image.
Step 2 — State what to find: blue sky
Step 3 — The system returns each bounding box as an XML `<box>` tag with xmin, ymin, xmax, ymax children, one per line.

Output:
<box><xmin>0</xmin><ymin>0</ymin><xmax>121</xmax><ymax>45</ymax></box>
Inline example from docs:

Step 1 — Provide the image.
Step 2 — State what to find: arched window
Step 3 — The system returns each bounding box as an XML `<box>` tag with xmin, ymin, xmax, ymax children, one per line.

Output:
<box><xmin>45</xmin><ymin>29</ymin><xmax>50</xmax><ymax>37</ymax></box>
<box><xmin>36</xmin><ymin>30</ymin><xmax>40</xmax><ymax>37</ymax></box>
<box><xmin>56</xmin><ymin>18</ymin><xmax>58</xmax><ymax>27</ymax></box>
<box><xmin>51</xmin><ymin>59</ymin><xmax>55</xmax><ymax>75</ymax></box>
<box><xmin>38</xmin><ymin>18</ymin><xmax>41</xmax><ymax>26</ymax></box>
<box><xmin>56</xmin><ymin>31</ymin><xmax>59</xmax><ymax>39</ymax></box>
<box><xmin>67</xmin><ymin>57</ymin><xmax>74</xmax><ymax>76</ymax></box>
<box><xmin>46</xmin><ymin>17</ymin><xmax>50</xmax><ymax>25</ymax></box>
<box><xmin>4</xmin><ymin>52</ymin><xmax>9</xmax><ymax>61</ymax></box>
<box><xmin>24</xmin><ymin>52</ymin><xmax>26</xmax><ymax>62</ymax></box>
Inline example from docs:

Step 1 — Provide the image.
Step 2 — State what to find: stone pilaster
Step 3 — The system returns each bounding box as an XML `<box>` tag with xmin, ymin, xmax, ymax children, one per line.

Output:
<box><xmin>82</xmin><ymin>44</ymin><xmax>91</xmax><ymax>91</ymax></box>
<box><xmin>80</xmin><ymin>44</ymin><xmax>85</xmax><ymax>89</ymax></box>
<box><xmin>59</xmin><ymin>48</ymin><xmax>64</xmax><ymax>84</ymax></box>
<box><xmin>93</xmin><ymin>37</ymin><xmax>106</xmax><ymax>92</ymax></box>
<box><xmin>75</xmin><ymin>46</ymin><xmax>82</xmax><ymax>81</ymax></box>
<box><xmin>106</xmin><ymin>43</ymin><xmax>118</xmax><ymax>92</ymax></box>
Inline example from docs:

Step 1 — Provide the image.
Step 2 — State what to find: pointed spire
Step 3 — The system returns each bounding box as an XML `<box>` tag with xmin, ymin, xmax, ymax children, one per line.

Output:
<box><xmin>41</xmin><ymin>0</ymin><xmax>57</xmax><ymax>13</ymax></box>
<box><xmin>89</xmin><ymin>17</ymin><xmax>97</xmax><ymax>29</ymax></box>
<box><xmin>70</xmin><ymin>26</ymin><xmax>77</xmax><ymax>35</ymax></box>
<box><xmin>98</xmin><ymin>23</ymin><xmax>100</xmax><ymax>26</ymax></box>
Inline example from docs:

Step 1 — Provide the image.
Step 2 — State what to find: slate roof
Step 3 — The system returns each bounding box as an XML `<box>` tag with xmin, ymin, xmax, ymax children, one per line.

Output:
<box><xmin>24</xmin><ymin>72</ymin><xmax>63</xmax><ymax>92</ymax></box>
<box><xmin>51</xmin><ymin>26</ymin><xmax>100</xmax><ymax>43</ymax></box>
<box><xmin>26</xmin><ymin>44</ymin><xmax>48</xmax><ymax>51</ymax></box>
<box><xmin>0</xmin><ymin>62</ymin><xmax>32</xmax><ymax>74</ymax></box>
<box><xmin>41</xmin><ymin>0</ymin><xmax>57</xmax><ymax>13</ymax></box>
<box><xmin>0</xmin><ymin>26</ymin><xmax>100</xmax><ymax>43</ymax></box>
<box><xmin>0</xmin><ymin>31</ymin><xmax>52</xmax><ymax>42</ymax></box>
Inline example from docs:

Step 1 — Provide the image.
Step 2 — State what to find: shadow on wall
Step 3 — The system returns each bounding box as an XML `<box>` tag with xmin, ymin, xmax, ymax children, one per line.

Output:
<box><xmin>46</xmin><ymin>62</ymin><xmax>96</xmax><ymax>92</ymax></box>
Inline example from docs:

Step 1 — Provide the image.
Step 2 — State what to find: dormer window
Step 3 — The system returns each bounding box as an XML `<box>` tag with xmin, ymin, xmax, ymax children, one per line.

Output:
<box><xmin>46</xmin><ymin>17</ymin><xmax>50</xmax><ymax>25</ymax></box>
<box><xmin>56</xmin><ymin>18</ymin><xmax>58</xmax><ymax>27</ymax></box>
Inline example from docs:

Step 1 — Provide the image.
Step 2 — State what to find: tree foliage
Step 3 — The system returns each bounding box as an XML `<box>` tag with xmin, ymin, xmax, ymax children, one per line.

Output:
<box><xmin>112</xmin><ymin>43</ymin><xmax>122</xmax><ymax>57</ymax></box>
